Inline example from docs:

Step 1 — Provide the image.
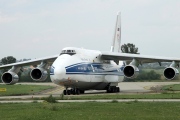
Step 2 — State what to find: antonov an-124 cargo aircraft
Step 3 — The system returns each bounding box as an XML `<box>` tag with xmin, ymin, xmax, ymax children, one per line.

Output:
<box><xmin>0</xmin><ymin>12</ymin><xmax>180</xmax><ymax>95</ymax></box>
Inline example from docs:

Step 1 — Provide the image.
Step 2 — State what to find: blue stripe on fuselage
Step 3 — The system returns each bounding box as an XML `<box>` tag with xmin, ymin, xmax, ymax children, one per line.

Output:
<box><xmin>66</xmin><ymin>72</ymin><xmax>124</xmax><ymax>76</ymax></box>
<box><xmin>65</xmin><ymin>62</ymin><xmax>124</xmax><ymax>76</ymax></box>
<box><xmin>50</xmin><ymin>66</ymin><xmax>55</xmax><ymax>75</ymax></box>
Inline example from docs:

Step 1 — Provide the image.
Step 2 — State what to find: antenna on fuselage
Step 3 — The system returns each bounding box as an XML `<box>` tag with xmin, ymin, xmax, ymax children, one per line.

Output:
<box><xmin>110</xmin><ymin>12</ymin><xmax>121</xmax><ymax>53</ymax></box>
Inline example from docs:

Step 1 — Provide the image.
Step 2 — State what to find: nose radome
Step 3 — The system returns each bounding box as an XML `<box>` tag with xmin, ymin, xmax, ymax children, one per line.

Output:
<box><xmin>54</xmin><ymin>66</ymin><xmax>66</xmax><ymax>75</ymax></box>
<box><xmin>54</xmin><ymin>66</ymin><xmax>66</xmax><ymax>79</ymax></box>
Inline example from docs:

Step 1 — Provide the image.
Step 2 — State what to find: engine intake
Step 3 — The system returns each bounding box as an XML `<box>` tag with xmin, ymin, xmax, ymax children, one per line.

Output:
<box><xmin>1</xmin><ymin>72</ymin><xmax>19</xmax><ymax>85</ymax></box>
<box><xmin>30</xmin><ymin>68</ymin><xmax>48</xmax><ymax>81</ymax></box>
<box><xmin>164</xmin><ymin>67</ymin><xmax>179</xmax><ymax>80</ymax></box>
<box><xmin>123</xmin><ymin>65</ymin><xmax>139</xmax><ymax>79</ymax></box>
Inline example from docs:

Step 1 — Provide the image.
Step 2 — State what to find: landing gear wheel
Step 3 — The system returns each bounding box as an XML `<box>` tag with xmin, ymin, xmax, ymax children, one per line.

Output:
<box><xmin>80</xmin><ymin>90</ymin><xmax>85</xmax><ymax>94</ymax></box>
<box><xmin>111</xmin><ymin>87</ymin><xmax>115</xmax><ymax>93</ymax></box>
<box><xmin>63</xmin><ymin>90</ymin><xmax>67</xmax><ymax>95</ymax></box>
<box><xmin>106</xmin><ymin>86</ymin><xmax>120</xmax><ymax>93</ymax></box>
<box><xmin>107</xmin><ymin>88</ymin><xmax>111</xmax><ymax>93</ymax></box>
<box><xmin>72</xmin><ymin>89</ymin><xmax>75</xmax><ymax>95</ymax></box>
<box><xmin>116</xmin><ymin>87</ymin><xmax>120</xmax><ymax>92</ymax></box>
<box><xmin>67</xmin><ymin>90</ymin><xmax>71</xmax><ymax>95</ymax></box>
<box><xmin>63</xmin><ymin>88</ymin><xmax>82</xmax><ymax>95</ymax></box>
<box><xmin>76</xmin><ymin>89</ymin><xmax>80</xmax><ymax>95</ymax></box>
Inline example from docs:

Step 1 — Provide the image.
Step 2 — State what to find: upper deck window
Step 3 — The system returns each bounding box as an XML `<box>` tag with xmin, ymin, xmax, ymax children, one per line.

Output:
<box><xmin>60</xmin><ymin>50</ymin><xmax>76</xmax><ymax>55</ymax></box>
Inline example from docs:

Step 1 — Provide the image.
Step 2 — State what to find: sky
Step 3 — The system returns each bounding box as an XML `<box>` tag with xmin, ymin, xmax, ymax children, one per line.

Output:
<box><xmin>0</xmin><ymin>0</ymin><xmax>180</xmax><ymax>59</ymax></box>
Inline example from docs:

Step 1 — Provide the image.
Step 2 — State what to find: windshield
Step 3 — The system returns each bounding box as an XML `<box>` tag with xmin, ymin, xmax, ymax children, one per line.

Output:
<box><xmin>60</xmin><ymin>50</ymin><xmax>76</xmax><ymax>55</ymax></box>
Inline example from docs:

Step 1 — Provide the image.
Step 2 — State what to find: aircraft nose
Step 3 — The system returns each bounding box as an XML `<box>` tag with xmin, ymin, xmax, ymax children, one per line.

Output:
<box><xmin>50</xmin><ymin>65</ymin><xmax>67</xmax><ymax>82</ymax></box>
<box><xmin>55</xmin><ymin>66</ymin><xmax>66</xmax><ymax>77</ymax></box>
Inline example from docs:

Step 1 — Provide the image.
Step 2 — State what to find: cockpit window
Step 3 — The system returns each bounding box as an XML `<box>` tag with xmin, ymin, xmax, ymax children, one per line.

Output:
<box><xmin>60</xmin><ymin>50</ymin><xmax>76</xmax><ymax>55</ymax></box>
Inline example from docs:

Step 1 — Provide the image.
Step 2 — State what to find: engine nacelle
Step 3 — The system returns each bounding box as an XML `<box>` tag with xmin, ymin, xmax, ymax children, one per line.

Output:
<box><xmin>1</xmin><ymin>72</ymin><xmax>19</xmax><ymax>85</ymax></box>
<box><xmin>123</xmin><ymin>65</ymin><xmax>139</xmax><ymax>79</ymax></box>
<box><xmin>164</xmin><ymin>67</ymin><xmax>179</xmax><ymax>80</ymax></box>
<box><xmin>30</xmin><ymin>67</ymin><xmax>48</xmax><ymax>81</ymax></box>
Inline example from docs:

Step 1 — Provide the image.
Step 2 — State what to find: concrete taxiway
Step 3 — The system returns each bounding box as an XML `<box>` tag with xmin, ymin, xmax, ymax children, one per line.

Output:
<box><xmin>0</xmin><ymin>82</ymin><xmax>180</xmax><ymax>100</ymax></box>
<box><xmin>16</xmin><ymin>82</ymin><xmax>180</xmax><ymax>94</ymax></box>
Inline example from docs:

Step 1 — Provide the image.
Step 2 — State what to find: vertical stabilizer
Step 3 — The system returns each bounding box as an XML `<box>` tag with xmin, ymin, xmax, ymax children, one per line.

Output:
<box><xmin>110</xmin><ymin>12</ymin><xmax>121</xmax><ymax>53</ymax></box>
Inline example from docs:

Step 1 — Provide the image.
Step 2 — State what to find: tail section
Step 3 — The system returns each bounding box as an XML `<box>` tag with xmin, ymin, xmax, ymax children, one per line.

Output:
<box><xmin>110</xmin><ymin>12</ymin><xmax>123</xmax><ymax>66</ymax></box>
<box><xmin>110</xmin><ymin>12</ymin><xmax>121</xmax><ymax>53</ymax></box>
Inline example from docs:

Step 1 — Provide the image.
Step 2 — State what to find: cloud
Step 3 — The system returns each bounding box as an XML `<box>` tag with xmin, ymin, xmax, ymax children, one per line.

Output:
<box><xmin>0</xmin><ymin>13</ymin><xmax>18</xmax><ymax>24</ymax></box>
<box><xmin>8</xmin><ymin>0</ymin><xmax>30</xmax><ymax>7</ymax></box>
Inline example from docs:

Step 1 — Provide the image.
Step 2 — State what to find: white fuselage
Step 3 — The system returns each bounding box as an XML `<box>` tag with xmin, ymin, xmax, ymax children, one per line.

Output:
<box><xmin>50</xmin><ymin>47</ymin><xmax>124</xmax><ymax>90</ymax></box>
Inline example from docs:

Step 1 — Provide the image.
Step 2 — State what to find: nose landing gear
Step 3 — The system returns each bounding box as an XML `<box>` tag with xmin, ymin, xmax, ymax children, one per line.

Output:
<box><xmin>106</xmin><ymin>86</ymin><xmax>120</xmax><ymax>93</ymax></box>
<box><xmin>63</xmin><ymin>88</ymin><xmax>85</xmax><ymax>95</ymax></box>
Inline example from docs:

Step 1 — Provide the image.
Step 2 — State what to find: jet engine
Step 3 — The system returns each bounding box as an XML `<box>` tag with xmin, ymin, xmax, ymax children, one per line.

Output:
<box><xmin>123</xmin><ymin>65</ymin><xmax>139</xmax><ymax>79</ymax></box>
<box><xmin>164</xmin><ymin>67</ymin><xmax>179</xmax><ymax>80</ymax></box>
<box><xmin>1</xmin><ymin>72</ymin><xmax>19</xmax><ymax>85</ymax></box>
<box><xmin>30</xmin><ymin>67</ymin><xmax>48</xmax><ymax>81</ymax></box>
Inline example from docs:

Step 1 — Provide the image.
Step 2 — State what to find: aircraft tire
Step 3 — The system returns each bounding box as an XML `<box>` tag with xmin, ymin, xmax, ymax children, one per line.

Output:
<box><xmin>67</xmin><ymin>90</ymin><xmax>71</xmax><ymax>95</ymax></box>
<box><xmin>72</xmin><ymin>89</ymin><xmax>75</xmax><ymax>95</ymax></box>
<box><xmin>106</xmin><ymin>89</ymin><xmax>110</xmax><ymax>93</ymax></box>
<box><xmin>63</xmin><ymin>90</ymin><xmax>67</xmax><ymax>95</ymax></box>
<box><xmin>117</xmin><ymin>87</ymin><xmax>120</xmax><ymax>92</ymax></box>
<box><xmin>80</xmin><ymin>90</ymin><xmax>85</xmax><ymax>94</ymax></box>
<box><xmin>107</xmin><ymin>87</ymin><xmax>114</xmax><ymax>93</ymax></box>
<box><xmin>110</xmin><ymin>87</ymin><xmax>113</xmax><ymax>93</ymax></box>
<box><xmin>107</xmin><ymin>87</ymin><xmax>120</xmax><ymax>93</ymax></box>
<box><xmin>111</xmin><ymin>87</ymin><xmax>116</xmax><ymax>93</ymax></box>
<box><xmin>76</xmin><ymin>89</ymin><xmax>80</xmax><ymax>95</ymax></box>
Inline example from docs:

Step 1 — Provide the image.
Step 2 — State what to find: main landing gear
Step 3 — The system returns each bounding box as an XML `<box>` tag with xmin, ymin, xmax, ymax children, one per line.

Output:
<box><xmin>63</xmin><ymin>88</ymin><xmax>85</xmax><ymax>95</ymax></box>
<box><xmin>106</xmin><ymin>86</ymin><xmax>120</xmax><ymax>93</ymax></box>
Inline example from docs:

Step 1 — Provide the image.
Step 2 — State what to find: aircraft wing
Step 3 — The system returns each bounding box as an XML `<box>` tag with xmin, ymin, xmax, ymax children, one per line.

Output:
<box><xmin>101</xmin><ymin>52</ymin><xmax>180</xmax><ymax>63</ymax></box>
<box><xmin>0</xmin><ymin>54</ymin><xmax>59</xmax><ymax>69</ymax></box>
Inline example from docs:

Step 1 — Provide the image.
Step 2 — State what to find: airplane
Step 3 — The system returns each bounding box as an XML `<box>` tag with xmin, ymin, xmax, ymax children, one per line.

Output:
<box><xmin>0</xmin><ymin>12</ymin><xmax>180</xmax><ymax>95</ymax></box>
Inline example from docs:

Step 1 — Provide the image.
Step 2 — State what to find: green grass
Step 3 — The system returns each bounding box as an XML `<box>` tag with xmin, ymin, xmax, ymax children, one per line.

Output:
<box><xmin>0</xmin><ymin>84</ymin><xmax>54</xmax><ymax>96</ymax></box>
<box><xmin>54</xmin><ymin>93</ymin><xmax>180</xmax><ymax>100</ymax></box>
<box><xmin>0</xmin><ymin>102</ymin><xmax>180</xmax><ymax>120</ymax></box>
<box><xmin>162</xmin><ymin>84</ymin><xmax>180</xmax><ymax>91</ymax></box>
